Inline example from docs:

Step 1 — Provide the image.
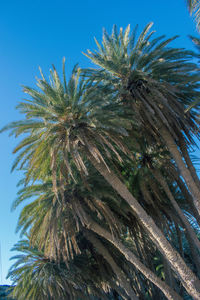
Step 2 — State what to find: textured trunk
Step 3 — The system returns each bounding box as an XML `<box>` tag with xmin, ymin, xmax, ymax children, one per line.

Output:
<box><xmin>152</xmin><ymin>169</ymin><xmax>200</xmax><ymax>252</ymax></box>
<box><xmin>87</xmin><ymin>153</ymin><xmax>200</xmax><ymax>299</ymax></box>
<box><xmin>179</xmin><ymin>135</ymin><xmax>200</xmax><ymax>189</ymax></box>
<box><xmin>160</xmin><ymin>126</ymin><xmax>200</xmax><ymax>217</ymax></box>
<box><xmin>86</xmin><ymin>220</ymin><xmax>182</xmax><ymax>300</ymax></box>
<box><xmin>172</xmin><ymin>168</ymin><xmax>200</xmax><ymax>226</ymax></box>
<box><xmin>185</xmin><ymin>229</ymin><xmax>200</xmax><ymax>277</ymax></box>
<box><xmin>84</xmin><ymin>230</ymin><xmax>138</xmax><ymax>300</ymax></box>
<box><xmin>163</xmin><ymin>257</ymin><xmax>175</xmax><ymax>290</ymax></box>
<box><xmin>175</xmin><ymin>222</ymin><xmax>184</xmax><ymax>258</ymax></box>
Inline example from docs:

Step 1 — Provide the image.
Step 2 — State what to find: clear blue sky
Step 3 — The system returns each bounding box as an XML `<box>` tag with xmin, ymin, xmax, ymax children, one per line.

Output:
<box><xmin>0</xmin><ymin>0</ymin><xmax>199</xmax><ymax>285</ymax></box>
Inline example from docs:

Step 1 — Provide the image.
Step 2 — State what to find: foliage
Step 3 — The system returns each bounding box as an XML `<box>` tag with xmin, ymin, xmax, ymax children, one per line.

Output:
<box><xmin>2</xmin><ymin>23</ymin><xmax>200</xmax><ymax>300</ymax></box>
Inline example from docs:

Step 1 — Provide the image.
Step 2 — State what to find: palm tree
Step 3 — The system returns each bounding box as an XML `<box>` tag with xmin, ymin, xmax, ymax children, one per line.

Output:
<box><xmin>122</xmin><ymin>139</ymin><xmax>200</xmax><ymax>259</ymax></box>
<box><xmin>8</xmin><ymin>239</ymin><xmax>83</xmax><ymax>300</ymax></box>
<box><xmin>13</xmin><ymin>175</ymin><xmax>121</xmax><ymax>264</ymax></box>
<box><xmin>117</xmin><ymin>140</ymin><xmax>200</xmax><ymax>283</ymax></box>
<box><xmin>2</xmin><ymin>62</ymin><xmax>200</xmax><ymax>298</ymax></box>
<box><xmin>84</xmin><ymin>23</ymin><xmax>200</xmax><ymax>217</ymax></box>
<box><xmin>8</xmin><ymin>238</ymin><xmax>126</xmax><ymax>300</ymax></box>
<box><xmin>13</xmin><ymin>174</ymin><xmax>184</xmax><ymax>299</ymax></box>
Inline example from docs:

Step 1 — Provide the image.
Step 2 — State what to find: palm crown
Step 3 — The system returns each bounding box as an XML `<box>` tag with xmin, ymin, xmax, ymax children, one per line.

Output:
<box><xmin>84</xmin><ymin>23</ymin><xmax>200</xmax><ymax>141</ymax></box>
<box><xmin>84</xmin><ymin>23</ymin><xmax>200</xmax><ymax>220</ymax></box>
<box><xmin>8</xmin><ymin>238</ymin><xmax>120</xmax><ymax>300</ymax></box>
<box><xmin>1</xmin><ymin>61</ymin><xmax>132</xmax><ymax>185</ymax></box>
<box><xmin>3</xmin><ymin>24</ymin><xmax>200</xmax><ymax>299</ymax></box>
<box><xmin>12</xmin><ymin>174</ymin><xmax>123</xmax><ymax>262</ymax></box>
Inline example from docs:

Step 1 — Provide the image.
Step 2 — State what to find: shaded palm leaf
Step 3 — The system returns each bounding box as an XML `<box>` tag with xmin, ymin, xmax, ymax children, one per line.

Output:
<box><xmin>7</xmin><ymin>239</ymin><xmax>118</xmax><ymax>300</ymax></box>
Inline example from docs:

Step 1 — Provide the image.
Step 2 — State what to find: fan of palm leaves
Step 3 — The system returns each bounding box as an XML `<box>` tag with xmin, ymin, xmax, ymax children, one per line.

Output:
<box><xmin>84</xmin><ymin>23</ymin><xmax>200</xmax><ymax>143</ymax></box>
<box><xmin>7</xmin><ymin>238</ymin><xmax>122</xmax><ymax>300</ymax></box>
<box><xmin>0</xmin><ymin>62</ymin><xmax>133</xmax><ymax>186</ymax></box>
<box><xmin>12</xmin><ymin>173</ymin><xmax>123</xmax><ymax>264</ymax></box>
<box><xmin>2</xmin><ymin>40</ymin><xmax>200</xmax><ymax>298</ymax></box>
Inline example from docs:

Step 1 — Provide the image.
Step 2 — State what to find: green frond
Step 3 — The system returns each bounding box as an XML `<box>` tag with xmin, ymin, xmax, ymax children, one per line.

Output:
<box><xmin>134</xmin><ymin>22</ymin><xmax>154</xmax><ymax>50</ymax></box>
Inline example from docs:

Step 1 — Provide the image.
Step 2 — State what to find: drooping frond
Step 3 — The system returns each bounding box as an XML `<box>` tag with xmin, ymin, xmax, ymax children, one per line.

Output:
<box><xmin>1</xmin><ymin>61</ymin><xmax>134</xmax><ymax>184</ymax></box>
<box><xmin>84</xmin><ymin>23</ymin><xmax>198</xmax><ymax>89</ymax></box>
<box><xmin>7</xmin><ymin>238</ymin><xmax>119</xmax><ymax>300</ymax></box>
<box><xmin>84</xmin><ymin>24</ymin><xmax>200</xmax><ymax>146</ymax></box>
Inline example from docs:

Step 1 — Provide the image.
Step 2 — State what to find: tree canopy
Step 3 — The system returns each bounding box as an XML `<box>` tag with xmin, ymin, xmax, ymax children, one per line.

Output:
<box><xmin>2</xmin><ymin>20</ymin><xmax>200</xmax><ymax>300</ymax></box>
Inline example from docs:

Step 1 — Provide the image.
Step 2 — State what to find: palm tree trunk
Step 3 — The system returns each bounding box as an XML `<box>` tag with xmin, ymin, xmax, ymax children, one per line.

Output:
<box><xmin>179</xmin><ymin>135</ymin><xmax>200</xmax><ymax>189</ymax></box>
<box><xmin>185</xmin><ymin>229</ymin><xmax>200</xmax><ymax>277</ymax></box>
<box><xmin>174</xmin><ymin>222</ymin><xmax>186</xmax><ymax>297</ymax></box>
<box><xmin>152</xmin><ymin>169</ymin><xmax>200</xmax><ymax>253</ymax></box>
<box><xmin>160</xmin><ymin>126</ymin><xmax>200</xmax><ymax>217</ymax></box>
<box><xmin>87</xmin><ymin>152</ymin><xmax>200</xmax><ymax>299</ymax></box>
<box><xmin>163</xmin><ymin>257</ymin><xmax>176</xmax><ymax>290</ymax></box>
<box><xmin>86</xmin><ymin>219</ymin><xmax>183</xmax><ymax>300</ymax></box>
<box><xmin>84</xmin><ymin>230</ymin><xmax>138</xmax><ymax>300</ymax></box>
<box><xmin>171</xmin><ymin>168</ymin><xmax>200</xmax><ymax>226</ymax></box>
<box><xmin>169</xmin><ymin>208</ymin><xmax>200</xmax><ymax>279</ymax></box>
